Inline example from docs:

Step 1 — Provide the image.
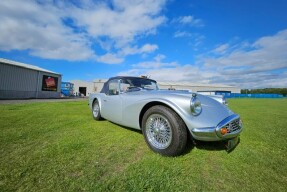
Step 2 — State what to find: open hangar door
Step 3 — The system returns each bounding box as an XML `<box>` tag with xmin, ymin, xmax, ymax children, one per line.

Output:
<box><xmin>79</xmin><ymin>87</ymin><xmax>87</xmax><ymax>96</ymax></box>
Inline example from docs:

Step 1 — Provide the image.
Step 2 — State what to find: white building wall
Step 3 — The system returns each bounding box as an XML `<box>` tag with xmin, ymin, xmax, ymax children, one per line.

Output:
<box><xmin>71</xmin><ymin>79</ymin><xmax>241</xmax><ymax>94</ymax></box>
<box><xmin>158</xmin><ymin>82</ymin><xmax>241</xmax><ymax>93</ymax></box>
<box><xmin>70</xmin><ymin>80</ymin><xmax>94</xmax><ymax>96</ymax></box>
<box><xmin>93</xmin><ymin>79</ymin><xmax>107</xmax><ymax>93</ymax></box>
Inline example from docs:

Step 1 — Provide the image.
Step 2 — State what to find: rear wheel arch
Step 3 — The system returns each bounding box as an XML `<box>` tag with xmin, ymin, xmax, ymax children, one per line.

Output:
<box><xmin>92</xmin><ymin>98</ymin><xmax>98</xmax><ymax>105</ymax></box>
<box><xmin>92</xmin><ymin>98</ymin><xmax>103</xmax><ymax>120</ymax></box>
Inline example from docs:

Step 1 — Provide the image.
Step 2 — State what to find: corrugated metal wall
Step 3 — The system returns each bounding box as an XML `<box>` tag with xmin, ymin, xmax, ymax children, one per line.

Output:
<box><xmin>0</xmin><ymin>62</ymin><xmax>61</xmax><ymax>99</ymax></box>
<box><xmin>0</xmin><ymin>62</ymin><xmax>38</xmax><ymax>91</ymax></box>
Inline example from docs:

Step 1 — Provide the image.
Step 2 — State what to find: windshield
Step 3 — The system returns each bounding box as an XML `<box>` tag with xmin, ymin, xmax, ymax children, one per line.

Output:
<box><xmin>120</xmin><ymin>77</ymin><xmax>158</xmax><ymax>92</ymax></box>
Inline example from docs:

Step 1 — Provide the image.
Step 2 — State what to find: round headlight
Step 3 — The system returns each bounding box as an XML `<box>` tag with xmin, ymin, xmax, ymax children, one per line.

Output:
<box><xmin>190</xmin><ymin>96</ymin><xmax>202</xmax><ymax>116</ymax></box>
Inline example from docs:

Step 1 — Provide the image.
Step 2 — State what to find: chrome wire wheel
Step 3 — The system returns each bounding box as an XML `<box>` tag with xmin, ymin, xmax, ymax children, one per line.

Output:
<box><xmin>145</xmin><ymin>114</ymin><xmax>172</xmax><ymax>149</ymax></box>
<box><xmin>93</xmin><ymin>102</ymin><xmax>100</xmax><ymax>117</ymax></box>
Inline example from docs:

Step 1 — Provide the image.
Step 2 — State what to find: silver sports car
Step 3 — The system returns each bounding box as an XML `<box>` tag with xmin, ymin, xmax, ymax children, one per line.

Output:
<box><xmin>89</xmin><ymin>76</ymin><xmax>243</xmax><ymax>156</ymax></box>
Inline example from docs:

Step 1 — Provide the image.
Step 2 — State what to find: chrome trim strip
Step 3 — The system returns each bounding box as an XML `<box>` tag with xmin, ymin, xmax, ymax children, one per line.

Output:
<box><xmin>191</xmin><ymin>127</ymin><xmax>217</xmax><ymax>141</ymax></box>
<box><xmin>190</xmin><ymin>114</ymin><xmax>243</xmax><ymax>141</ymax></box>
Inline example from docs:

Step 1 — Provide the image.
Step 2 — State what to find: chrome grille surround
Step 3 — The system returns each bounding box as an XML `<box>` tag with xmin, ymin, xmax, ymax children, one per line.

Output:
<box><xmin>227</xmin><ymin>119</ymin><xmax>241</xmax><ymax>133</ymax></box>
<box><xmin>215</xmin><ymin>114</ymin><xmax>243</xmax><ymax>139</ymax></box>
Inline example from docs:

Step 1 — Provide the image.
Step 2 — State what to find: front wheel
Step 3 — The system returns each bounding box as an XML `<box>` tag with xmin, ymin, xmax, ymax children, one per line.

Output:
<box><xmin>92</xmin><ymin>100</ymin><xmax>103</xmax><ymax>120</ymax></box>
<box><xmin>142</xmin><ymin>105</ymin><xmax>187</xmax><ymax>156</ymax></box>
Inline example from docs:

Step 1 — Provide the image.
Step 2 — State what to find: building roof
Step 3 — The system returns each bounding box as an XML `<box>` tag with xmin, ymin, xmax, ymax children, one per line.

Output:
<box><xmin>0</xmin><ymin>58</ymin><xmax>61</xmax><ymax>75</ymax></box>
<box><xmin>93</xmin><ymin>79</ymin><xmax>108</xmax><ymax>83</ymax></box>
<box><xmin>93</xmin><ymin>78</ymin><xmax>237</xmax><ymax>88</ymax></box>
<box><xmin>158</xmin><ymin>81</ymin><xmax>236</xmax><ymax>88</ymax></box>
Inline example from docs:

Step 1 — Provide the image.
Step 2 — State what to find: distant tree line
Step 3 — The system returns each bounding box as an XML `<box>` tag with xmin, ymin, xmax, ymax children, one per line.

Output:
<box><xmin>241</xmin><ymin>88</ymin><xmax>287</xmax><ymax>96</ymax></box>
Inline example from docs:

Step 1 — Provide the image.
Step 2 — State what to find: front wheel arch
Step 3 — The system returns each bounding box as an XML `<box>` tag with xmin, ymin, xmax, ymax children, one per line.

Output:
<box><xmin>139</xmin><ymin>101</ymin><xmax>173</xmax><ymax>129</ymax></box>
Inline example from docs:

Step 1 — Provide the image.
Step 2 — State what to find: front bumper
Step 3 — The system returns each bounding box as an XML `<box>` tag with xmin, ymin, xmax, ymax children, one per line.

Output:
<box><xmin>190</xmin><ymin>114</ymin><xmax>243</xmax><ymax>141</ymax></box>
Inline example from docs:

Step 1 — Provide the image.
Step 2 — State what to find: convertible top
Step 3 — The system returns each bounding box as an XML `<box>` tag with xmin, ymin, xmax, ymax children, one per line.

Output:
<box><xmin>100</xmin><ymin>76</ymin><xmax>157</xmax><ymax>94</ymax></box>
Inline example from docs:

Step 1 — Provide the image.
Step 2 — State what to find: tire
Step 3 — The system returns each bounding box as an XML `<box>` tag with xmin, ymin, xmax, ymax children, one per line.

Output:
<box><xmin>92</xmin><ymin>100</ymin><xmax>103</xmax><ymax>120</ymax></box>
<box><xmin>142</xmin><ymin>105</ymin><xmax>187</xmax><ymax>156</ymax></box>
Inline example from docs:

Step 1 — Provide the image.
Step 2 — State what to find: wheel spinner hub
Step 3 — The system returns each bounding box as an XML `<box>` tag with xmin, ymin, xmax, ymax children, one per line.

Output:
<box><xmin>145</xmin><ymin>114</ymin><xmax>172</xmax><ymax>149</ymax></box>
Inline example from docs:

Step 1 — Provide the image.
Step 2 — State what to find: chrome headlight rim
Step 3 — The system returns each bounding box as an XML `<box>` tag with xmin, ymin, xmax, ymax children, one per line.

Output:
<box><xmin>190</xmin><ymin>95</ymin><xmax>202</xmax><ymax>116</ymax></box>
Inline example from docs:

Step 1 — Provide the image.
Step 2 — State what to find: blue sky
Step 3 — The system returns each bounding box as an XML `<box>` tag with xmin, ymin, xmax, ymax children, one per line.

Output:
<box><xmin>0</xmin><ymin>0</ymin><xmax>287</xmax><ymax>88</ymax></box>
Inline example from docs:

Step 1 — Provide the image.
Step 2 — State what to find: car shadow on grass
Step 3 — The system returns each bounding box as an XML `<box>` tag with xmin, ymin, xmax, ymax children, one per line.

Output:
<box><xmin>108</xmin><ymin>121</ymin><xmax>143</xmax><ymax>135</ymax></box>
<box><xmin>108</xmin><ymin>121</ymin><xmax>238</xmax><ymax>155</ymax></box>
<box><xmin>181</xmin><ymin>138</ymin><xmax>240</xmax><ymax>156</ymax></box>
<box><xmin>194</xmin><ymin>140</ymin><xmax>226</xmax><ymax>151</ymax></box>
<box><xmin>193</xmin><ymin>138</ymin><xmax>240</xmax><ymax>153</ymax></box>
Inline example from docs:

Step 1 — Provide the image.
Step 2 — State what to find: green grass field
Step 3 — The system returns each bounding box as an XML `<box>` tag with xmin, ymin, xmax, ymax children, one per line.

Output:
<box><xmin>0</xmin><ymin>99</ymin><xmax>286</xmax><ymax>191</ymax></box>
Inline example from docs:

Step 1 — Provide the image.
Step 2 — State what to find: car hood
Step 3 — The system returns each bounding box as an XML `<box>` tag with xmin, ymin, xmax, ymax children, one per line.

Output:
<box><xmin>126</xmin><ymin>89</ymin><xmax>211</xmax><ymax>99</ymax></box>
<box><xmin>123</xmin><ymin>89</ymin><xmax>234</xmax><ymax>128</ymax></box>
<box><xmin>127</xmin><ymin>89</ymin><xmax>226</xmax><ymax>104</ymax></box>
<box><xmin>126</xmin><ymin>89</ymin><xmax>193</xmax><ymax>96</ymax></box>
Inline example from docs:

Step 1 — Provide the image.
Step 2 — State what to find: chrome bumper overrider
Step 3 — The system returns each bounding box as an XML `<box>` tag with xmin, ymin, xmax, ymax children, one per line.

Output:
<box><xmin>190</xmin><ymin>114</ymin><xmax>243</xmax><ymax>141</ymax></box>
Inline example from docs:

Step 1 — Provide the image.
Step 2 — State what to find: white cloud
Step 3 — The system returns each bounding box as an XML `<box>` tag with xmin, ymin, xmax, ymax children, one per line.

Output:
<box><xmin>199</xmin><ymin>29</ymin><xmax>287</xmax><ymax>87</ymax></box>
<box><xmin>96</xmin><ymin>53</ymin><xmax>124</xmax><ymax>64</ymax></box>
<box><xmin>119</xmin><ymin>63</ymin><xmax>214</xmax><ymax>83</ymax></box>
<box><xmin>172</xmin><ymin>15</ymin><xmax>204</xmax><ymax>27</ymax></box>
<box><xmin>130</xmin><ymin>55</ymin><xmax>177</xmax><ymax>69</ymax></box>
<box><xmin>174</xmin><ymin>31</ymin><xmax>193</xmax><ymax>38</ymax></box>
<box><xmin>119</xmin><ymin>55</ymin><xmax>213</xmax><ymax>82</ymax></box>
<box><xmin>97</xmin><ymin>43</ymin><xmax>158</xmax><ymax>64</ymax></box>
<box><xmin>154</xmin><ymin>54</ymin><xmax>166</xmax><ymax>62</ymax></box>
<box><xmin>173</xmin><ymin>31</ymin><xmax>205</xmax><ymax>51</ymax></box>
<box><xmin>213</xmin><ymin>43</ymin><xmax>230</xmax><ymax>54</ymax></box>
<box><xmin>69</xmin><ymin>0</ymin><xmax>166</xmax><ymax>49</ymax></box>
<box><xmin>141</xmin><ymin>44</ymin><xmax>159</xmax><ymax>53</ymax></box>
<box><xmin>0</xmin><ymin>0</ymin><xmax>166</xmax><ymax>62</ymax></box>
<box><xmin>202</xmin><ymin>30</ymin><xmax>287</xmax><ymax>72</ymax></box>
<box><xmin>121</xmin><ymin>44</ymin><xmax>158</xmax><ymax>56</ymax></box>
<box><xmin>0</xmin><ymin>0</ymin><xmax>94</xmax><ymax>61</ymax></box>
<box><xmin>119</xmin><ymin>29</ymin><xmax>287</xmax><ymax>88</ymax></box>
<box><xmin>133</xmin><ymin>61</ymin><xmax>178</xmax><ymax>69</ymax></box>
<box><xmin>118</xmin><ymin>68</ymin><xmax>143</xmax><ymax>77</ymax></box>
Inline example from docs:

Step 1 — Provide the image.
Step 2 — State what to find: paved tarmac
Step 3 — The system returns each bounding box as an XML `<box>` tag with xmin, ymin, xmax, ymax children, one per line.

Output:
<box><xmin>0</xmin><ymin>97</ymin><xmax>88</xmax><ymax>104</ymax></box>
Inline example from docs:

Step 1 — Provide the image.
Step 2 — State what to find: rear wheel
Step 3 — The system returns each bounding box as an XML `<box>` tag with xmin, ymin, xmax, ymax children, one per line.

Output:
<box><xmin>92</xmin><ymin>100</ymin><xmax>102</xmax><ymax>120</ymax></box>
<box><xmin>142</xmin><ymin>105</ymin><xmax>187</xmax><ymax>156</ymax></box>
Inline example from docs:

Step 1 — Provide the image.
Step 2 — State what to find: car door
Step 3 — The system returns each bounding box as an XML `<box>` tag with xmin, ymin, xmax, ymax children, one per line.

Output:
<box><xmin>101</xmin><ymin>79</ymin><xmax>123</xmax><ymax>124</ymax></box>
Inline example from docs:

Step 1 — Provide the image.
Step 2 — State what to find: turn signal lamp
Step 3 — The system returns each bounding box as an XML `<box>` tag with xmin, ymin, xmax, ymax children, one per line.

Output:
<box><xmin>220</xmin><ymin>127</ymin><xmax>228</xmax><ymax>135</ymax></box>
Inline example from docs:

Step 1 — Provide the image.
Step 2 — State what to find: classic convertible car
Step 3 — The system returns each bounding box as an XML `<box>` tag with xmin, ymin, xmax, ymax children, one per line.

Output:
<box><xmin>89</xmin><ymin>76</ymin><xmax>243</xmax><ymax>156</ymax></box>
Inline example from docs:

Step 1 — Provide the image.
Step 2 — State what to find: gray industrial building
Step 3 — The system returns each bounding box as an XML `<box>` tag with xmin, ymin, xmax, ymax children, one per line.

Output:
<box><xmin>158</xmin><ymin>81</ymin><xmax>241</xmax><ymax>94</ymax></box>
<box><xmin>70</xmin><ymin>79</ymin><xmax>240</xmax><ymax>96</ymax></box>
<box><xmin>0</xmin><ymin>58</ymin><xmax>62</xmax><ymax>99</ymax></box>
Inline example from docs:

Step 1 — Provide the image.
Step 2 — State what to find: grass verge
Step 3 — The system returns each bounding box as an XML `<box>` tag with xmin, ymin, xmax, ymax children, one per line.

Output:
<box><xmin>0</xmin><ymin>99</ymin><xmax>286</xmax><ymax>191</ymax></box>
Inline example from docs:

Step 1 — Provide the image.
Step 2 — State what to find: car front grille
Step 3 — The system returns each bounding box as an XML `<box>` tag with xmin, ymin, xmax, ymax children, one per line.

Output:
<box><xmin>227</xmin><ymin>119</ymin><xmax>241</xmax><ymax>133</ymax></box>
